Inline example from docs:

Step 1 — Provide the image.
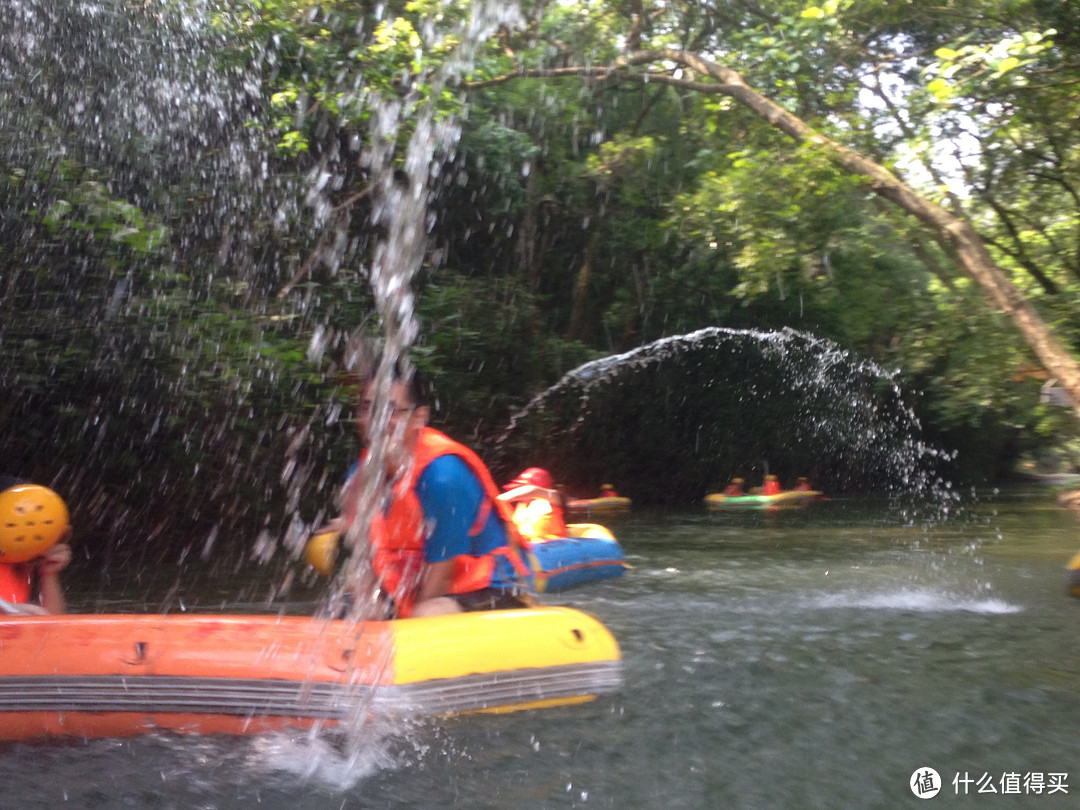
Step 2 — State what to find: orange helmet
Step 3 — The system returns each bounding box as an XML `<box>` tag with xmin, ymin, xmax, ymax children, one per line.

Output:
<box><xmin>505</xmin><ymin>467</ymin><xmax>554</xmax><ymax>490</ymax></box>
<box><xmin>0</xmin><ymin>484</ymin><xmax>70</xmax><ymax>564</ymax></box>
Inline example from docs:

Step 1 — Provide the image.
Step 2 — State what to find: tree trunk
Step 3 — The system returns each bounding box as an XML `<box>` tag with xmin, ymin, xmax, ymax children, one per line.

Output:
<box><xmin>518</xmin><ymin>168</ymin><xmax>541</xmax><ymax>291</ymax></box>
<box><xmin>567</xmin><ymin>232</ymin><xmax>598</xmax><ymax>343</ymax></box>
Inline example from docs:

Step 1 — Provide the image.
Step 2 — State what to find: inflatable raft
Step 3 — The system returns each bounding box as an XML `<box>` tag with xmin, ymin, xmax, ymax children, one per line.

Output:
<box><xmin>0</xmin><ymin>606</ymin><xmax>622</xmax><ymax>741</ymax></box>
<box><xmin>566</xmin><ymin>496</ymin><xmax>631</xmax><ymax>516</ymax></box>
<box><xmin>305</xmin><ymin>525</ymin><xmax>627</xmax><ymax>594</ymax></box>
<box><xmin>529</xmin><ymin>524</ymin><xmax>629</xmax><ymax>592</ymax></box>
<box><xmin>704</xmin><ymin>490</ymin><xmax>822</xmax><ymax>510</ymax></box>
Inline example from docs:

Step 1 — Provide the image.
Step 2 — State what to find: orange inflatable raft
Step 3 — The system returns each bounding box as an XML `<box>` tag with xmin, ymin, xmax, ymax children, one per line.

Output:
<box><xmin>0</xmin><ymin>607</ymin><xmax>622</xmax><ymax>741</ymax></box>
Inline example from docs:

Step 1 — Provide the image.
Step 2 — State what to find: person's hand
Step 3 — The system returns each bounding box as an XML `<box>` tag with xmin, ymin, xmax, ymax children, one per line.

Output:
<box><xmin>36</xmin><ymin>541</ymin><xmax>71</xmax><ymax>576</ymax></box>
<box><xmin>312</xmin><ymin>516</ymin><xmax>346</xmax><ymax>536</ymax></box>
<box><xmin>0</xmin><ymin>599</ymin><xmax>47</xmax><ymax>616</ymax></box>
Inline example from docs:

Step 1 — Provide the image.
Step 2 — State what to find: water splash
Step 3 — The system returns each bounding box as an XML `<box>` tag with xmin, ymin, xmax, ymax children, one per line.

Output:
<box><xmin>495</xmin><ymin>326</ymin><xmax>956</xmax><ymax>511</ymax></box>
<box><xmin>294</xmin><ymin>0</ymin><xmax>524</xmax><ymax>625</ymax></box>
<box><xmin>1</xmin><ymin>0</ymin><xmax>268</xmax><ymax>256</ymax></box>
<box><xmin>806</xmin><ymin>588</ymin><xmax>1021</xmax><ymax>614</ymax></box>
<box><xmin>1</xmin><ymin>0</ymin><xmax>524</xmax><ymax>770</ymax></box>
<box><xmin>0</xmin><ymin>0</ymin><xmax>290</xmax><ymax>566</ymax></box>
<box><xmin>291</xmin><ymin>0</ymin><xmax>526</xmax><ymax>753</ymax></box>
<box><xmin>243</xmin><ymin>720</ymin><xmax>419</xmax><ymax>792</ymax></box>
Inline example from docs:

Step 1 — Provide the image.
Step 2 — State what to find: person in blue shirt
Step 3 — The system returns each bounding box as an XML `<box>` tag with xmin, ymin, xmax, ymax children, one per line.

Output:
<box><xmin>316</xmin><ymin>370</ymin><xmax>533</xmax><ymax>617</ymax></box>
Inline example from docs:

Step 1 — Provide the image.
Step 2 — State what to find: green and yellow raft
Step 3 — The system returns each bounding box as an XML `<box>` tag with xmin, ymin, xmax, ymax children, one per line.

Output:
<box><xmin>704</xmin><ymin>490</ymin><xmax>822</xmax><ymax>510</ymax></box>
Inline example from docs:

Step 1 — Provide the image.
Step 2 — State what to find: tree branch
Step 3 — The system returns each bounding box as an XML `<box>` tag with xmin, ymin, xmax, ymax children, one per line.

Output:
<box><xmin>465</xmin><ymin>47</ymin><xmax>1080</xmax><ymax>412</ymax></box>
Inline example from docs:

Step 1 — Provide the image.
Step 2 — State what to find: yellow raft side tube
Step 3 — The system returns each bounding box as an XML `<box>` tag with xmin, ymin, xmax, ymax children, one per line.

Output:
<box><xmin>566</xmin><ymin>496</ymin><xmax>632</xmax><ymax>514</ymax></box>
<box><xmin>388</xmin><ymin>607</ymin><xmax>622</xmax><ymax>714</ymax></box>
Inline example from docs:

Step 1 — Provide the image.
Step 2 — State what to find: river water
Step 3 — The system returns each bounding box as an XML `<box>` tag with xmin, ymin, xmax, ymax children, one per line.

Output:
<box><xmin>2</xmin><ymin>487</ymin><xmax>1079</xmax><ymax>809</ymax></box>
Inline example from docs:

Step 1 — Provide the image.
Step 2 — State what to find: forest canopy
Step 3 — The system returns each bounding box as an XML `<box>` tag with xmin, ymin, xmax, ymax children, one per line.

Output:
<box><xmin>2</xmin><ymin>0</ymin><xmax>1079</xmax><ymax>560</ymax></box>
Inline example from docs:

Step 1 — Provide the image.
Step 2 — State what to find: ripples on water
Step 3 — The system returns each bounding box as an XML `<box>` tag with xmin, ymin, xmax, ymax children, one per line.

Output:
<box><xmin>806</xmin><ymin>587</ymin><xmax>1021</xmax><ymax>614</ymax></box>
<box><xmin>3</xmin><ymin>491</ymin><xmax>1080</xmax><ymax>809</ymax></box>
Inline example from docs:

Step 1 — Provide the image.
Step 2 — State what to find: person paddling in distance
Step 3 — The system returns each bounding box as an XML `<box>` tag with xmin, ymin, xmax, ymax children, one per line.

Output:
<box><xmin>722</xmin><ymin>477</ymin><xmax>746</xmax><ymax>497</ymax></box>
<box><xmin>0</xmin><ymin>478</ymin><xmax>72</xmax><ymax>615</ymax></box>
<box><xmin>761</xmin><ymin>474</ymin><xmax>782</xmax><ymax>496</ymax></box>
<box><xmin>316</xmin><ymin>366</ymin><xmax>534</xmax><ymax>618</ymax></box>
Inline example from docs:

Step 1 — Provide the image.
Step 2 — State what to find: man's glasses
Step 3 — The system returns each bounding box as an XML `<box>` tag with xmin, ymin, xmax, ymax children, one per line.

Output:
<box><xmin>359</xmin><ymin>399</ymin><xmax>415</xmax><ymax>418</ymax></box>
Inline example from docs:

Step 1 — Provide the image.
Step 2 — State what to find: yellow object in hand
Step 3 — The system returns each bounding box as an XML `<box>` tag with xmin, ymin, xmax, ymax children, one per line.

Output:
<box><xmin>304</xmin><ymin>531</ymin><xmax>341</xmax><ymax>576</ymax></box>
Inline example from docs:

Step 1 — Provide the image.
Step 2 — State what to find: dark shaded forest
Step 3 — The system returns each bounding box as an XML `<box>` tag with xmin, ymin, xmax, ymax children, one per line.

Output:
<box><xmin>2</xmin><ymin>0</ymin><xmax>1079</xmax><ymax>572</ymax></box>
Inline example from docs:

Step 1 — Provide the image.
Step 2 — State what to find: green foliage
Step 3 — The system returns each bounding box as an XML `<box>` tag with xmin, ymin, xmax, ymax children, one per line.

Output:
<box><xmin>221</xmin><ymin>0</ymin><xmax>498</xmax><ymax>162</ymax></box>
<box><xmin>7</xmin><ymin>0</ymin><xmax>1080</xmax><ymax>580</ymax></box>
<box><xmin>476</xmin><ymin>0</ymin><xmax>1080</xmax><ymax>477</ymax></box>
<box><xmin>669</xmin><ymin>140</ymin><xmax>868</xmax><ymax>304</ymax></box>
<box><xmin>30</xmin><ymin>177</ymin><xmax>168</xmax><ymax>256</ymax></box>
<box><xmin>415</xmin><ymin>271</ymin><xmax>598</xmax><ymax>441</ymax></box>
<box><xmin>925</xmin><ymin>29</ymin><xmax>1057</xmax><ymax>102</ymax></box>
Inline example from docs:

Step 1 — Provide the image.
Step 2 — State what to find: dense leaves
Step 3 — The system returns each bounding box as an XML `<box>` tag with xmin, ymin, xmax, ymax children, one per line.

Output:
<box><xmin>2</xmin><ymin>0</ymin><xmax>1080</xmax><ymax>575</ymax></box>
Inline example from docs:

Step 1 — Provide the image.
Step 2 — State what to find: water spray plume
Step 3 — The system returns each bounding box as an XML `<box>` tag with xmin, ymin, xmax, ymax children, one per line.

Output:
<box><xmin>496</xmin><ymin>326</ymin><xmax>958</xmax><ymax>517</ymax></box>
<box><xmin>303</xmin><ymin>0</ymin><xmax>526</xmax><ymax>753</ymax></box>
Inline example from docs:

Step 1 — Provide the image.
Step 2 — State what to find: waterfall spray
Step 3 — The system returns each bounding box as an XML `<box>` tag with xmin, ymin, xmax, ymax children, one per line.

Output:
<box><xmin>297</xmin><ymin>0</ymin><xmax>526</xmax><ymax>754</ymax></box>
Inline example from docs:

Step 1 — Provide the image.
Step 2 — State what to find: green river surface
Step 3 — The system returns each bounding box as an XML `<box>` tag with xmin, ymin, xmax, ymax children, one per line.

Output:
<box><xmin>2</xmin><ymin>486</ymin><xmax>1079</xmax><ymax>809</ymax></box>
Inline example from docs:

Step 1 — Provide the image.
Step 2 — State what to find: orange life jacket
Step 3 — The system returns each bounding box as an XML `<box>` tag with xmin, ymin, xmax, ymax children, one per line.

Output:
<box><xmin>0</xmin><ymin>563</ymin><xmax>32</xmax><ymax>604</ymax></box>
<box><xmin>368</xmin><ymin>427</ymin><xmax>530</xmax><ymax>615</ymax></box>
<box><xmin>511</xmin><ymin>498</ymin><xmax>567</xmax><ymax>542</ymax></box>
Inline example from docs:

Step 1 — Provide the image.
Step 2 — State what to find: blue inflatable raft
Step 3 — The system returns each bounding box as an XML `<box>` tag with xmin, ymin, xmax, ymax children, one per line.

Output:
<box><xmin>305</xmin><ymin>523</ymin><xmax>628</xmax><ymax>596</ymax></box>
<box><xmin>528</xmin><ymin>523</ymin><xmax>629</xmax><ymax>592</ymax></box>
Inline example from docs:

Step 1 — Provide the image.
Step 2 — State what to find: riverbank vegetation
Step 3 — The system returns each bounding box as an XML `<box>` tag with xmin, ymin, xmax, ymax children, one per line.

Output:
<box><xmin>2</xmin><ymin>0</ymin><xmax>1079</xmax><ymax>558</ymax></box>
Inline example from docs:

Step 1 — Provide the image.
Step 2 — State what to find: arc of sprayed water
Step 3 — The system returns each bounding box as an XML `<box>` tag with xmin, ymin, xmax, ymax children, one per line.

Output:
<box><xmin>496</xmin><ymin>326</ymin><xmax>957</xmax><ymax>511</ymax></box>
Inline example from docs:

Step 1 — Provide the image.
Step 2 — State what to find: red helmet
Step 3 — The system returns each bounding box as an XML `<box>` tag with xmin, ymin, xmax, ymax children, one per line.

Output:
<box><xmin>505</xmin><ymin>467</ymin><xmax>554</xmax><ymax>490</ymax></box>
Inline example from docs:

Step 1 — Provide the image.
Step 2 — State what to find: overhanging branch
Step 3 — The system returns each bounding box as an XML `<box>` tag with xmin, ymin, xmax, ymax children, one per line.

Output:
<box><xmin>464</xmin><ymin>47</ymin><xmax>1080</xmax><ymax>414</ymax></box>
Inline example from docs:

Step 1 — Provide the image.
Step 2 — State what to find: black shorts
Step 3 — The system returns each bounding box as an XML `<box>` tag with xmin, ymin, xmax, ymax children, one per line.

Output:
<box><xmin>451</xmin><ymin>587</ymin><xmax>533</xmax><ymax>612</ymax></box>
